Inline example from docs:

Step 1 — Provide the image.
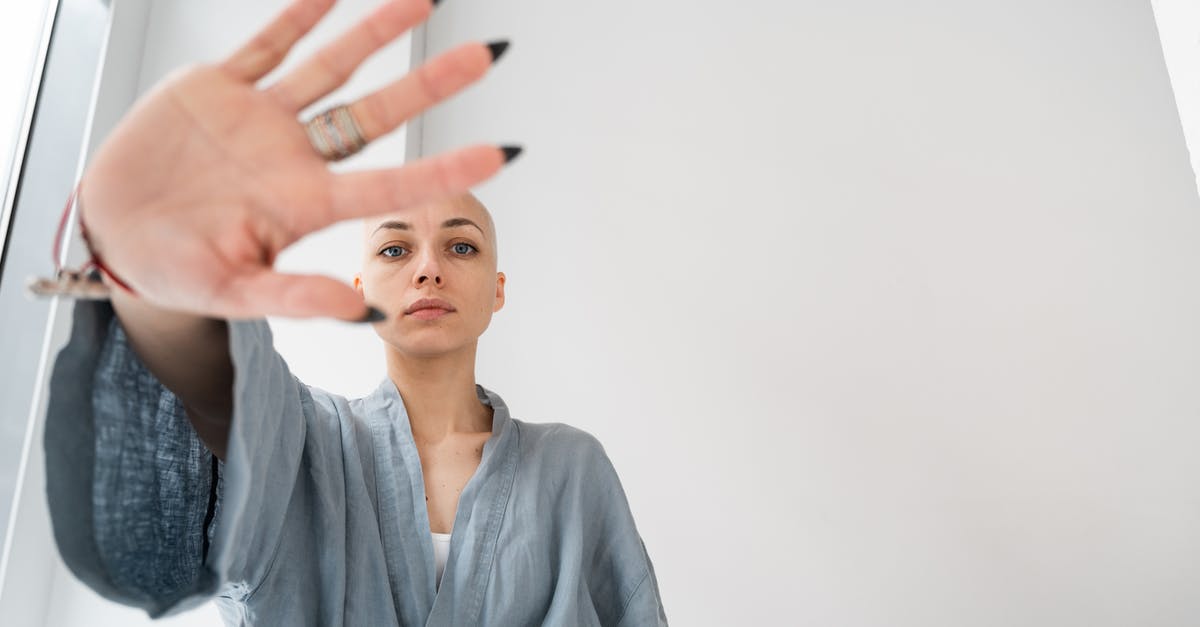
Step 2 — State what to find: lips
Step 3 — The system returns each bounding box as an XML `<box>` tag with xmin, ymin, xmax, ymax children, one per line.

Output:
<box><xmin>405</xmin><ymin>297</ymin><xmax>456</xmax><ymax>315</ymax></box>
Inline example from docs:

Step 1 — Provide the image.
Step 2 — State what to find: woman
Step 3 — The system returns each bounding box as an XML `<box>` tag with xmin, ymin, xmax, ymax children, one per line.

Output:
<box><xmin>42</xmin><ymin>0</ymin><xmax>667</xmax><ymax>625</ymax></box>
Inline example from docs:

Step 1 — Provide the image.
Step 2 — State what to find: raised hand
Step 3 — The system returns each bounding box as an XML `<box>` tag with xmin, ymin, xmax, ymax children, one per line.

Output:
<box><xmin>79</xmin><ymin>0</ymin><xmax>515</xmax><ymax>321</ymax></box>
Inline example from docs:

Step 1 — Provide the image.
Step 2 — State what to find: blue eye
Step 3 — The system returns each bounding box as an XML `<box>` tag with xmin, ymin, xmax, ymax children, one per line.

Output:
<box><xmin>378</xmin><ymin>243</ymin><xmax>478</xmax><ymax>259</ymax></box>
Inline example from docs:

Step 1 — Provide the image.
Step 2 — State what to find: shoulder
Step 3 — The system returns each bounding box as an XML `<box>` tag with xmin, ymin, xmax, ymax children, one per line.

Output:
<box><xmin>303</xmin><ymin>383</ymin><xmax>349</xmax><ymax>414</ymax></box>
<box><xmin>284</xmin><ymin>381</ymin><xmax>364</xmax><ymax>437</ymax></box>
<box><xmin>515</xmin><ymin>419</ymin><xmax>606</xmax><ymax>457</ymax></box>
<box><xmin>511</xmin><ymin>419</ymin><xmax>621</xmax><ymax>481</ymax></box>
<box><xmin>303</xmin><ymin>384</ymin><xmax>383</xmax><ymax>439</ymax></box>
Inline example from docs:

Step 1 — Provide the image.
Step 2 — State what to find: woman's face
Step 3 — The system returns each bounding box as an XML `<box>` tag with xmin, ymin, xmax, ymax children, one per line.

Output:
<box><xmin>355</xmin><ymin>194</ymin><xmax>505</xmax><ymax>358</ymax></box>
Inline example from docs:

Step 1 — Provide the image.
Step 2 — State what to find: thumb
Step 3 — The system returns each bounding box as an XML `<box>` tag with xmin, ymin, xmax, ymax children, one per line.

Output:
<box><xmin>221</xmin><ymin>270</ymin><xmax>387</xmax><ymax>322</ymax></box>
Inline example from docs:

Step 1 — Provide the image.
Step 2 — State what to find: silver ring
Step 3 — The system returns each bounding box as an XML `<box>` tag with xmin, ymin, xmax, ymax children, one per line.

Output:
<box><xmin>303</xmin><ymin>104</ymin><xmax>368</xmax><ymax>161</ymax></box>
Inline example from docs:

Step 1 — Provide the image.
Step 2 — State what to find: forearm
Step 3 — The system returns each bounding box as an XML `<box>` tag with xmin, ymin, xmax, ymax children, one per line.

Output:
<box><xmin>109</xmin><ymin>281</ymin><xmax>233</xmax><ymax>459</ymax></box>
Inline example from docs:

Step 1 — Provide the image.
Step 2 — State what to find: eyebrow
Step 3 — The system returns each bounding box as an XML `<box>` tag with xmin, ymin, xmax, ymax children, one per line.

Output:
<box><xmin>372</xmin><ymin>218</ymin><xmax>484</xmax><ymax>238</ymax></box>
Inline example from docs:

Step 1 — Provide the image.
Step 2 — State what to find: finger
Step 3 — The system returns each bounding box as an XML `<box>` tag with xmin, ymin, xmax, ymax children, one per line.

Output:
<box><xmin>220</xmin><ymin>269</ymin><xmax>383</xmax><ymax>321</ymax></box>
<box><xmin>266</xmin><ymin>0</ymin><xmax>433</xmax><ymax>112</ymax></box>
<box><xmin>221</xmin><ymin>0</ymin><xmax>337</xmax><ymax>83</ymax></box>
<box><xmin>348</xmin><ymin>40</ymin><xmax>506</xmax><ymax>143</ymax></box>
<box><xmin>326</xmin><ymin>144</ymin><xmax>520</xmax><ymax>223</ymax></box>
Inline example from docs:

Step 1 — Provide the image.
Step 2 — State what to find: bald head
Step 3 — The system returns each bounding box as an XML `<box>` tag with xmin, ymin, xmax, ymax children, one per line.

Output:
<box><xmin>457</xmin><ymin>192</ymin><xmax>497</xmax><ymax>258</ymax></box>
<box><xmin>363</xmin><ymin>192</ymin><xmax>498</xmax><ymax>264</ymax></box>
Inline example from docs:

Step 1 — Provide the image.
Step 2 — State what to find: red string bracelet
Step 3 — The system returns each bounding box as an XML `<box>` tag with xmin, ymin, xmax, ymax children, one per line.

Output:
<box><xmin>52</xmin><ymin>181</ymin><xmax>138</xmax><ymax>296</ymax></box>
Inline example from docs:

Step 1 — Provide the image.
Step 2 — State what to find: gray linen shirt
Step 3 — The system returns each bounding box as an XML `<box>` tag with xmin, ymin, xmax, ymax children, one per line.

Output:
<box><xmin>44</xmin><ymin>300</ymin><xmax>668</xmax><ymax>626</ymax></box>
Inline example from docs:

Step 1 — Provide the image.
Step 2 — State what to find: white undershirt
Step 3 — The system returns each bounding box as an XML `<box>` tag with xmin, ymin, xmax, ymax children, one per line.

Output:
<box><xmin>432</xmin><ymin>532</ymin><xmax>452</xmax><ymax>589</ymax></box>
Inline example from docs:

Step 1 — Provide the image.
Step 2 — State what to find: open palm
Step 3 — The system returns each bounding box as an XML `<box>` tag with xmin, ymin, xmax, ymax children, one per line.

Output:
<box><xmin>79</xmin><ymin>0</ymin><xmax>513</xmax><ymax>321</ymax></box>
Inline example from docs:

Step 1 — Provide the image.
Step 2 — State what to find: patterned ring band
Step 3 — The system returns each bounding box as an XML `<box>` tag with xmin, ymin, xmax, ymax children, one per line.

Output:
<box><xmin>303</xmin><ymin>104</ymin><xmax>368</xmax><ymax>161</ymax></box>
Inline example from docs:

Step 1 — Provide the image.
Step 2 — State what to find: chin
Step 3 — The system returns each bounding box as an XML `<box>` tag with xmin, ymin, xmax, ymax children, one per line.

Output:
<box><xmin>379</xmin><ymin>326</ymin><xmax>477</xmax><ymax>358</ymax></box>
<box><xmin>392</xmin><ymin>340</ymin><xmax>461</xmax><ymax>359</ymax></box>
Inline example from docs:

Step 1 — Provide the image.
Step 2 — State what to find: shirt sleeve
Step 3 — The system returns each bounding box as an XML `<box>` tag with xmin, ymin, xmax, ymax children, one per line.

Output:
<box><xmin>43</xmin><ymin>299</ymin><xmax>310</xmax><ymax>619</ymax></box>
<box><xmin>614</xmin><ymin>537</ymin><xmax>669</xmax><ymax>627</ymax></box>
<box><xmin>579</xmin><ymin>433</ymin><xmax>670</xmax><ymax>627</ymax></box>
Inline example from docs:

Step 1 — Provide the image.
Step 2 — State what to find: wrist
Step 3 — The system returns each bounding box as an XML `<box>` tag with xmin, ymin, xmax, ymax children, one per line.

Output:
<box><xmin>75</xmin><ymin>180</ymin><xmax>137</xmax><ymax>295</ymax></box>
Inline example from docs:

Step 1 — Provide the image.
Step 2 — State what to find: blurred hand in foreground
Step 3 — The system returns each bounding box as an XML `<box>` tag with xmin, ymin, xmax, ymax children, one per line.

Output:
<box><xmin>79</xmin><ymin>0</ymin><xmax>515</xmax><ymax>321</ymax></box>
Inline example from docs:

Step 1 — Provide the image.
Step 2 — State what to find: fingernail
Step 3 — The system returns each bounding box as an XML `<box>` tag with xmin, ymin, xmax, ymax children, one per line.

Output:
<box><xmin>500</xmin><ymin>145</ymin><xmax>523</xmax><ymax>164</ymax></box>
<box><xmin>356</xmin><ymin>306</ymin><xmax>387</xmax><ymax>323</ymax></box>
<box><xmin>487</xmin><ymin>40</ymin><xmax>510</xmax><ymax>64</ymax></box>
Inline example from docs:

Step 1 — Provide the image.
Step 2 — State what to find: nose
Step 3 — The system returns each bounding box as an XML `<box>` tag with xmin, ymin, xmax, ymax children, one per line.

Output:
<box><xmin>413</xmin><ymin>250</ymin><xmax>442</xmax><ymax>286</ymax></box>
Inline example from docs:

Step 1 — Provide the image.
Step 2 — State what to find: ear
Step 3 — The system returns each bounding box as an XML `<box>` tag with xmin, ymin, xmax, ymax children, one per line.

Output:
<box><xmin>353</xmin><ymin>273</ymin><xmax>363</xmax><ymax>296</ymax></box>
<box><xmin>493</xmin><ymin>272</ymin><xmax>506</xmax><ymax>313</ymax></box>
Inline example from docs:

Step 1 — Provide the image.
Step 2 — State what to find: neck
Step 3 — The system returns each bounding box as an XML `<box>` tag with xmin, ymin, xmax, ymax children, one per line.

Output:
<box><xmin>384</xmin><ymin>339</ymin><xmax>493</xmax><ymax>443</ymax></box>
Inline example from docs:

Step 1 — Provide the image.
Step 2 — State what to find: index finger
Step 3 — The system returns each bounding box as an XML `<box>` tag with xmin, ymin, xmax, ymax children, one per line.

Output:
<box><xmin>220</xmin><ymin>0</ymin><xmax>337</xmax><ymax>82</ymax></box>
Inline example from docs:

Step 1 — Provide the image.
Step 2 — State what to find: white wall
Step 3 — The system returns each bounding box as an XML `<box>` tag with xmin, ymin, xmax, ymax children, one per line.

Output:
<box><xmin>23</xmin><ymin>0</ymin><xmax>1200</xmax><ymax>626</ymax></box>
<box><xmin>418</xmin><ymin>1</ymin><xmax>1200</xmax><ymax>625</ymax></box>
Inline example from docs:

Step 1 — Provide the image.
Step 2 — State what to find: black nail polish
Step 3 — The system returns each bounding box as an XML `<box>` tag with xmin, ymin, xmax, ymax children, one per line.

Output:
<box><xmin>432</xmin><ymin>0</ymin><xmax>443</xmax><ymax>7</ymax></box>
<box><xmin>356</xmin><ymin>306</ymin><xmax>387</xmax><ymax>323</ymax></box>
<box><xmin>501</xmin><ymin>145</ymin><xmax>523</xmax><ymax>164</ymax></box>
<box><xmin>487</xmin><ymin>40</ymin><xmax>511</xmax><ymax>64</ymax></box>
